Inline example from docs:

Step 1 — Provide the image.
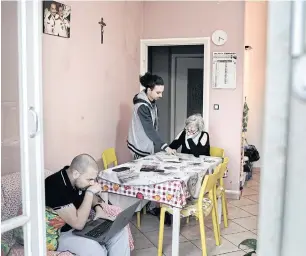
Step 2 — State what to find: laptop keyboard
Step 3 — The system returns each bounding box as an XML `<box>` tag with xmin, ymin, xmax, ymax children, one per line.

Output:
<box><xmin>85</xmin><ymin>220</ymin><xmax>113</xmax><ymax>238</ymax></box>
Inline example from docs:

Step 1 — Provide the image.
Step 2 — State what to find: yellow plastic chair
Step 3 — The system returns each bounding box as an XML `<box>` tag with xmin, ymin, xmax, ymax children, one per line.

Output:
<box><xmin>216</xmin><ymin>157</ymin><xmax>229</xmax><ymax>228</ymax></box>
<box><xmin>157</xmin><ymin>165</ymin><xmax>222</xmax><ymax>256</ymax></box>
<box><xmin>102</xmin><ymin>148</ymin><xmax>118</xmax><ymax>169</ymax></box>
<box><xmin>210</xmin><ymin>147</ymin><xmax>225</xmax><ymax>158</ymax></box>
<box><xmin>101</xmin><ymin>148</ymin><xmax>145</xmax><ymax>228</ymax></box>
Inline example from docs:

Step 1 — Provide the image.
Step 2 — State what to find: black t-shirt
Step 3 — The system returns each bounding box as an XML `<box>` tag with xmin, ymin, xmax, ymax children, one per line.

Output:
<box><xmin>45</xmin><ymin>166</ymin><xmax>85</xmax><ymax>232</ymax></box>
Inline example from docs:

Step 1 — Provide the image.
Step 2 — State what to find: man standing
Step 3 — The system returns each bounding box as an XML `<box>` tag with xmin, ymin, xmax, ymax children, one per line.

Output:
<box><xmin>44</xmin><ymin>2</ymin><xmax>58</xmax><ymax>35</ymax></box>
<box><xmin>54</xmin><ymin>5</ymin><xmax>70</xmax><ymax>38</ymax></box>
<box><xmin>45</xmin><ymin>154</ymin><xmax>130</xmax><ymax>256</ymax></box>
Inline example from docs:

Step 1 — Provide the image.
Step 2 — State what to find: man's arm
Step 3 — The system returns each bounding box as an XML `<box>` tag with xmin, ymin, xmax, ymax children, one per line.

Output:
<box><xmin>55</xmin><ymin>190</ymin><xmax>95</xmax><ymax>230</ymax></box>
<box><xmin>137</xmin><ymin>105</ymin><xmax>168</xmax><ymax>151</ymax></box>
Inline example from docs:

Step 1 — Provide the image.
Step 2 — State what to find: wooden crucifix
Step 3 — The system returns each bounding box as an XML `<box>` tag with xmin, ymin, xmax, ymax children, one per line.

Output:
<box><xmin>98</xmin><ymin>17</ymin><xmax>106</xmax><ymax>44</ymax></box>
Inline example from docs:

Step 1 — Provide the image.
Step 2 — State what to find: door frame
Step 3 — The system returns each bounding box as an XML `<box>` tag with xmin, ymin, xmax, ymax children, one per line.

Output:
<box><xmin>1</xmin><ymin>1</ymin><xmax>46</xmax><ymax>255</ymax></box>
<box><xmin>140</xmin><ymin>38</ymin><xmax>211</xmax><ymax>133</ymax></box>
<box><xmin>170</xmin><ymin>54</ymin><xmax>204</xmax><ymax>140</ymax></box>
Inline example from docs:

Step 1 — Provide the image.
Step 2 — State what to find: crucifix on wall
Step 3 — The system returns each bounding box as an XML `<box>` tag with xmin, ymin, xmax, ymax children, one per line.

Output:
<box><xmin>98</xmin><ymin>17</ymin><xmax>106</xmax><ymax>44</ymax></box>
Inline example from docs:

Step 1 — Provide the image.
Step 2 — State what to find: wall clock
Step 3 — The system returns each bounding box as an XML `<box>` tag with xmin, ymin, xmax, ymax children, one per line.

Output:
<box><xmin>212</xmin><ymin>30</ymin><xmax>228</xmax><ymax>46</ymax></box>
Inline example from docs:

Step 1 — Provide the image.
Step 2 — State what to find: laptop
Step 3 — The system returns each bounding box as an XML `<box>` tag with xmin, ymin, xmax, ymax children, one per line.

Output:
<box><xmin>73</xmin><ymin>201</ymin><xmax>140</xmax><ymax>244</ymax></box>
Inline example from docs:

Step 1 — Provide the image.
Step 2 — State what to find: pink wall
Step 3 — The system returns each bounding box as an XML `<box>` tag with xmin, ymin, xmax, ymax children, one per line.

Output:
<box><xmin>244</xmin><ymin>2</ymin><xmax>267</xmax><ymax>168</ymax></box>
<box><xmin>143</xmin><ymin>1</ymin><xmax>245</xmax><ymax>191</ymax></box>
<box><xmin>3</xmin><ymin>1</ymin><xmax>246</xmax><ymax>193</ymax></box>
<box><xmin>43</xmin><ymin>1</ymin><xmax>143</xmax><ymax>170</ymax></box>
<box><xmin>1</xmin><ymin>1</ymin><xmax>21</xmax><ymax>175</ymax></box>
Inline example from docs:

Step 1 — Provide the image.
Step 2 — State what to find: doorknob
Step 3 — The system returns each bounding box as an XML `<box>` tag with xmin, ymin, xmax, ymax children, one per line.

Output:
<box><xmin>29</xmin><ymin>107</ymin><xmax>39</xmax><ymax>138</ymax></box>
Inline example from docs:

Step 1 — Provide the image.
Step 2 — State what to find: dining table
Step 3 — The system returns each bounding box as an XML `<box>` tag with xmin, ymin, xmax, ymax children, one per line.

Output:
<box><xmin>98</xmin><ymin>152</ymin><xmax>222</xmax><ymax>256</ymax></box>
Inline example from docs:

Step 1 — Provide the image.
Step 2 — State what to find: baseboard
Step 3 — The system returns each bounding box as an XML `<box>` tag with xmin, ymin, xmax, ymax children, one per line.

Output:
<box><xmin>225</xmin><ymin>189</ymin><xmax>241</xmax><ymax>200</ymax></box>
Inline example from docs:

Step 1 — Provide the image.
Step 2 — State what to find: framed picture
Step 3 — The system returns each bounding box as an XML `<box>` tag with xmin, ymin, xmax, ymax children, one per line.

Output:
<box><xmin>43</xmin><ymin>1</ymin><xmax>71</xmax><ymax>38</ymax></box>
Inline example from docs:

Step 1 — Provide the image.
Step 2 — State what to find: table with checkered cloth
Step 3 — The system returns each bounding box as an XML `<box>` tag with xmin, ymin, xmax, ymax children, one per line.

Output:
<box><xmin>98</xmin><ymin>153</ymin><xmax>222</xmax><ymax>208</ymax></box>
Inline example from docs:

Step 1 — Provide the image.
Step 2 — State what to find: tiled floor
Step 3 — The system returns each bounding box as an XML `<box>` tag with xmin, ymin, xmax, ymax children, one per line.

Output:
<box><xmin>130</xmin><ymin>170</ymin><xmax>260</xmax><ymax>256</ymax></box>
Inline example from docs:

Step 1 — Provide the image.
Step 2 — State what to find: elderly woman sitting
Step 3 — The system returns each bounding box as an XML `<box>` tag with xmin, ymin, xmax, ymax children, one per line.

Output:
<box><xmin>169</xmin><ymin>114</ymin><xmax>210</xmax><ymax>157</ymax></box>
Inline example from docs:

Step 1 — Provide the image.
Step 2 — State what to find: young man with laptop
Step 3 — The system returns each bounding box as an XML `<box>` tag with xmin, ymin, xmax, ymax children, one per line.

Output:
<box><xmin>45</xmin><ymin>154</ymin><xmax>138</xmax><ymax>256</ymax></box>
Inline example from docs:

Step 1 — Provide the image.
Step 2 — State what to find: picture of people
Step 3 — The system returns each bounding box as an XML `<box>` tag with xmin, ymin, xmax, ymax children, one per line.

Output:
<box><xmin>43</xmin><ymin>1</ymin><xmax>71</xmax><ymax>38</ymax></box>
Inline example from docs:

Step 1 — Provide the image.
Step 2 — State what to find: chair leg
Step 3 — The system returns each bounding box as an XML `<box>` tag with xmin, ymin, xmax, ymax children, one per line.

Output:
<box><xmin>214</xmin><ymin>193</ymin><xmax>221</xmax><ymax>238</ymax></box>
<box><xmin>198</xmin><ymin>212</ymin><xmax>208</xmax><ymax>256</ymax></box>
<box><xmin>222</xmin><ymin>193</ymin><xmax>229</xmax><ymax>228</ymax></box>
<box><xmin>211</xmin><ymin>202</ymin><xmax>221</xmax><ymax>246</ymax></box>
<box><xmin>186</xmin><ymin>216</ymin><xmax>190</xmax><ymax>224</ymax></box>
<box><xmin>137</xmin><ymin>211</ymin><xmax>141</xmax><ymax>229</ymax></box>
<box><xmin>143</xmin><ymin>206</ymin><xmax>147</xmax><ymax>215</ymax></box>
<box><xmin>158</xmin><ymin>207</ymin><xmax>166</xmax><ymax>256</ymax></box>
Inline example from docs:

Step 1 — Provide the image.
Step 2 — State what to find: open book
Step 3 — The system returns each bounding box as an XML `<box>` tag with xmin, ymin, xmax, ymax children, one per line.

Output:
<box><xmin>156</xmin><ymin>153</ymin><xmax>181</xmax><ymax>163</ymax></box>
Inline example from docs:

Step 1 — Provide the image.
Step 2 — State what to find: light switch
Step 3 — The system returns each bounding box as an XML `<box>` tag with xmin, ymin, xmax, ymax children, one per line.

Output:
<box><xmin>214</xmin><ymin>104</ymin><xmax>219</xmax><ymax>110</ymax></box>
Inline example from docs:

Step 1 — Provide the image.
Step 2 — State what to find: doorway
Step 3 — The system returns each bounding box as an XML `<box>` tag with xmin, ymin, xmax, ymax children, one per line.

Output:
<box><xmin>148</xmin><ymin>46</ymin><xmax>204</xmax><ymax>142</ymax></box>
<box><xmin>140</xmin><ymin>38</ymin><xmax>210</xmax><ymax>146</ymax></box>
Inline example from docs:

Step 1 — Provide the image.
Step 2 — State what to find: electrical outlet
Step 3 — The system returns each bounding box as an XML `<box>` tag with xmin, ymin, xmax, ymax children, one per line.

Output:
<box><xmin>214</xmin><ymin>104</ymin><xmax>219</xmax><ymax>110</ymax></box>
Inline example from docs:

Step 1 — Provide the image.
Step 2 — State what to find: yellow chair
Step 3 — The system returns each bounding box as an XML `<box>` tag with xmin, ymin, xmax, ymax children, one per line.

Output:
<box><xmin>216</xmin><ymin>157</ymin><xmax>229</xmax><ymax>228</ymax></box>
<box><xmin>157</xmin><ymin>165</ymin><xmax>222</xmax><ymax>256</ymax></box>
<box><xmin>102</xmin><ymin>148</ymin><xmax>118</xmax><ymax>169</ymax></box>
<box><xmin>101</xmin><ymin>148</ymin><xmax>145</xmax><ymax>228</ymax></box>
<box><xmin>210</xmin><ymin>147</ymin><xmax>225</xmax><ymax>158</ymax></box>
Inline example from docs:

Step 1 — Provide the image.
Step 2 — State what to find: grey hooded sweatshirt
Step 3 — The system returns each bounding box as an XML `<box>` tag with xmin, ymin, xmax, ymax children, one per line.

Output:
<box><xmin>127</xmin><ymin>90</ymin><xmax>168</xmax><ymax>157</ymax></box>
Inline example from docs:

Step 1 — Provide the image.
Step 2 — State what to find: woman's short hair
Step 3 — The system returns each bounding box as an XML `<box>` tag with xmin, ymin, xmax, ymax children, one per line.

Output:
<box><xmin>185</xmin><ymin>114</ymin><xmax>205</xmax><ymax>132</ymax></box>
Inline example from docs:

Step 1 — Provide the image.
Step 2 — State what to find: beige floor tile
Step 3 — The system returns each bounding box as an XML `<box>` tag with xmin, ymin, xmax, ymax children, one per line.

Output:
<box><xmin>244</xmin><ymin>195</ymin><xmax>259</xmax><ymax>203</ymax></box>
<box><xmin>245</xmin><ymin>180</ymin><xmax>260</xmax><ymax>188</ymax></box>
<box><xmin>248</xmin><ymin>185</ymin><xmax>259</xmax><ymax>192</ymax></box>
<box><xmin>241</xmin><ymin>187</ymin><xmax>258</xmax><ymax>196</ymax></box>
<box><xmin>133</xmin><ymin>232</ymin><xmax>155</xmax><ymax>250</ymax></box>
<box><xmin>229</xmin><ymin>197</ymin><xmax>258</xmax><ymax>207</ymax></box>
<box><xmin>204</xmin><ymin>220</ymin><xmax>248</xmax><ymax>235</ymax></box>
<box><xmin>223</xmin><ymin>231</ymin><xmax>257</xmax><ymax>250</ymax></box>
<box><xmin>251</xmin><ymin>175</ymin><xmax>260</xmax><ymax>182</ymax></box>
<box><xmin>180</xmin><ymin>222</ymin><xmax>214</xmax><ymax>241</ymax></box>
<box><xmin>221</xmin><ymin>221</ymin><xmax>249</xmax><ymax>235</ymax></box>
<box><xmin>216</xmin><ymin>251</ymin><xmax>247</xmax><ymax>256</ymax></box>
<box><xmin>240</xmin><ymin>204</ymin><xmax>259</xmax><ymax>216</ymax></box>
<box><xmin>144</xmin><ymin>228</ymin><xmax>187</xmax><ymax>246</ymax></box>
<box><xmin>228</xmin><ymin>205</ymin><xmax>253</xmax><ymax>220</ymax></box>
<box><xmin>192</xmin><ymin>237</ymin><xmax>240</xmax><ymax>255</ymax></box>
<box><xmin>130</xmin><ymin>223</ymin><xmax>141</xmax><ymax>234</ymax></box>
<box><xmin>131</xmin><ymin>247</ymin><xmax>162</xmax><ymax>256</ymax></box>
<box><xmin>232</xmin><ymin>216</ymin><xmax>258</xmax><ymax>231</ymax></box>
<box><xmin>163</xmin><ymin>241</ymin><xmax>203</xmax><ymax>256</ymax></box>
<box><xmin>132</xmin><ymin>214</ymin><xmax>171</xmax><ymax>233</ymax></box>
<box><xmin>251</xmin><ymin>229</ymin><xmax>257</xmax><ymax>235</ymax></box>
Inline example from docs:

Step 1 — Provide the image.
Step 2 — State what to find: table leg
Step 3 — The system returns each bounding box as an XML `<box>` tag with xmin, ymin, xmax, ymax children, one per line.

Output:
<box><xmin>172</xmin><ymin>208</ymin><xmax>180</xmax><ymax>256</ymax></box>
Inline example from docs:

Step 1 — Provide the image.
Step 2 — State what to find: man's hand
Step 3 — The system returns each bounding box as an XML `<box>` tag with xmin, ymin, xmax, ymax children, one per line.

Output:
<box><xmin>94</xmin><ymin>204</ymin><xmax>116</xmax><ymax>221</ymax></box>
<box><xmin>165</xmin><ymin>147</ymin><xmax>176</xmax><ymax>155</ymax></box>
<box><xmin>87</xmin><ymin>183</ymin><xmax>102</xmax><ymax>194</ymax></box>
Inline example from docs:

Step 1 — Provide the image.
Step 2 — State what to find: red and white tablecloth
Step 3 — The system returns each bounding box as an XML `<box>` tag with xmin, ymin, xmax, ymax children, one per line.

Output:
<box><xmin>98</xmin><ymin>153</ymin><xmax>222</xmax><ymax>208</ymax></box>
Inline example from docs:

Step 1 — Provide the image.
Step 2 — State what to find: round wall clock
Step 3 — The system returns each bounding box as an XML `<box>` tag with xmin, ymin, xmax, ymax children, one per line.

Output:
<box><xmin>212</xmin><ymin>30</ymin><xmax>228</xmax><ymax>46</ymax></box>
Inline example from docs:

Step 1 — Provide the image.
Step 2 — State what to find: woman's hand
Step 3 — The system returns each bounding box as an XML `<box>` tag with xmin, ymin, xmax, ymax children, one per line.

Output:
<box><xmin>165</xmin><ymin>147</ymin><xmax>176</xmax><ymax>155</ymax></box>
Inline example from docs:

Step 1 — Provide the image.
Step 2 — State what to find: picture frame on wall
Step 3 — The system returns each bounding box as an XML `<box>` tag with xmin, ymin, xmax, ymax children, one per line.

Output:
<box><xmin>43</xmin><ymin>1</ymin><xmax>71</xmax><ymax>38</ymax></box>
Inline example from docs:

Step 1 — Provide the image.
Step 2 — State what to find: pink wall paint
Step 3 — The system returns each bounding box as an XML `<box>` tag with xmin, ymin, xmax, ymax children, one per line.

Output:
<box><xmin>2</xmin><ymin>1</ymin><xmax>246</xmax><ymax>194</ymax></box>
<box><xmin>43</xmin><ymin>1</ymin><xmax>143</xmax><ymax>170</ymax></box>
<box><xmin>1</xmin><ymin>1</ymin><xmax>21</xmax><ymax>175</ymax></box>
<box><xmin>143</xmin><ymin>1</ymin><xmax>245</xmax><ymax>191</ymax></box>
<box><xmin>244</xmin><ymin>2</ymin><xmax>267</xmax><ymax>168</ymax></box>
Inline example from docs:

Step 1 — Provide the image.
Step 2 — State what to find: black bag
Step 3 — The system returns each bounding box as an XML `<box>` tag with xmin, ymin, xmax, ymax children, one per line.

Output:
<box><xmin>243</xmin><ymin>162</ymin><xmax>252</xmax><ymax>173</ymax></box>
<box><xmin>244</xmin><ymin>139</ymin><xmax>260</xmax><ymax>162</ymax></box>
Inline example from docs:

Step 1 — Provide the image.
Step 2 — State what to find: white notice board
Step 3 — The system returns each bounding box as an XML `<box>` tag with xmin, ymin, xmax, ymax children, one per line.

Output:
<box><xmin>212</xmin><ymin>52</ymin><xmax>237</xmax><ymax>89</ymax></box>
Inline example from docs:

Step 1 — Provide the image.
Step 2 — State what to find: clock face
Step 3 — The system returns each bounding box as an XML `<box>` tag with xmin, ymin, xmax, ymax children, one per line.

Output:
<box><xmin>212</xmin><ymin>30</ymin><xmax>228</xmax><ymax>46</ymax></box>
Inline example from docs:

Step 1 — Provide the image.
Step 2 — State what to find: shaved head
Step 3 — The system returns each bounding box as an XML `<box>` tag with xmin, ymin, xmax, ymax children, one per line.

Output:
<box><xmin>70</xmin><ymin>154</ymin><xmax>98</xmax><ymax>174</ymax></box>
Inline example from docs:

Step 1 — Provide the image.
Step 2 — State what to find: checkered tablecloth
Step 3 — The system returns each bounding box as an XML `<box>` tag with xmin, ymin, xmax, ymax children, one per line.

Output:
<box><xmin>98</xmin><ymin>153</ymin><xmax>222</xmax><ymax>208</ymax></box>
